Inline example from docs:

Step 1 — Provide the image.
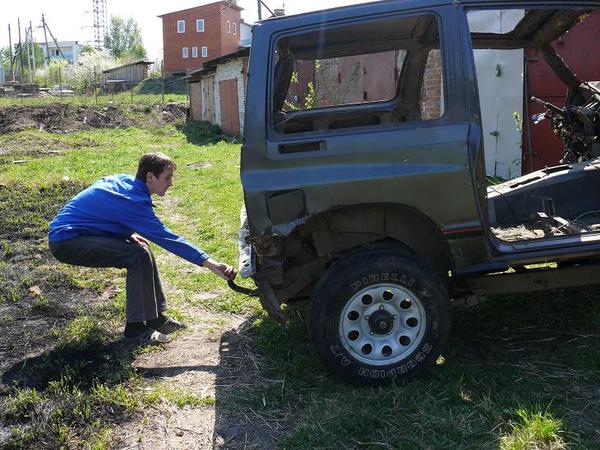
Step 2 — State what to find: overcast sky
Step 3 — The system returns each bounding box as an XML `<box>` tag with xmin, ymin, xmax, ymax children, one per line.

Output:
<box><xmin>0</xmin><ymin>0</ymin><xmax>375</xmax><ymax>61</ymax></box>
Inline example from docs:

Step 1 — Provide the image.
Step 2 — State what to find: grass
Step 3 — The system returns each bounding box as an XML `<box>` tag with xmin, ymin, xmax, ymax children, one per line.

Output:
<box><xmin>1</xmin><ymin>101</ymin><xmax>599</xmax><ymax>448</ymax></box>
<box><xmin>501</xmin><ymin>407</ymin><xmax>565</xmax><ymax>450</ymax></box>
<box><xmin>218</xmin><ymin>291</ymin><xmax>600</xmax><ymax>449</ymax></box>
<box><xmin>144</xmin><ymin>383</ymin><xmax>216</xmax><ymax>408</ymax></box>
<box><xmin>0</xmin><ymin>93</ymin><xmax>188</xmax><ymax>107</ymax></box>
<box><xmin>0</xmin><ymin>112</ymin><xmax>251</xmax><ymax>448</ymax></box>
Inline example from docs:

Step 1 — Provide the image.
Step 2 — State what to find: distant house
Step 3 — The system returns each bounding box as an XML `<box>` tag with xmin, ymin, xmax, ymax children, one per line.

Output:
<box><xmin>102</xmin><ymin>60</ymin><xmax>153</xmax><ymax>92</ymax></box>
<box><xmin>187</xmin><ymin>47</ymin><xmax>249</xmax><ymax>136</ymax></box>
<box><xmin>38</xmin><ymin>41</ymin><xmax>82</xmax><ymax>64</ymax></box>
<box><xmin>0</xmin><ymin>66</ymin><xmax>5</xmax><ymax>85</ymax></box>
<box><xmin>239</xmin><ymin>21</ymin><xmax>252</xmax><ymax>47</ymax></box>
<box><xmin>158</xmin><ymin>1</ymin><xmax>244</xmax><ymax>75</ymax></box>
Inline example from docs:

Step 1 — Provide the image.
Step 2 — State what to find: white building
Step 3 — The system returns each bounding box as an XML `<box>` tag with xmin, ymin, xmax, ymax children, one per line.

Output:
<box><xmin>470</xmin><ymin>10</ymin><xmax>525</xmax><ymax>179</ymax></box>
<box><xmin>239</xmin><ymin>22</ymin><xmax>252</xmax><ymax>47</ymax></box>
<box><xmin>0</xmin><ymin>66</ymin><xmax>5</xmax><ymax>85</ymax></box>
<box><xmin>38</xmin><ymin>41</ymin><xmax>82</xmax><ymax>64</ymax></box>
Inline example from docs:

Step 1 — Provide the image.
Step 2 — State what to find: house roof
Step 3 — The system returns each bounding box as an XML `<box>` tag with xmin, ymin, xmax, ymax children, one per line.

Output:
<box><xmin>158</xmin><ymin>1</ymin><xmax>243</xmax><ymax>18</ymax></box>
<box><xmin>103</xmin><ymin>60</ymin><xmax>153</xmax><ymax>74</ymax></box>
<box><xmin>37</xmin><ymin>41</ymin><xmax>80</xmax><ymax>48</ymax></box>
<box><xmin>186</xmin><ymin>47</ymin><xmax>250</xmax><ymax>81</ymax></box>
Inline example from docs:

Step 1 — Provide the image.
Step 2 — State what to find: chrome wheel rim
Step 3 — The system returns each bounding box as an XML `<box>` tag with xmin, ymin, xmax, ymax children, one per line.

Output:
<box><xmin>339</xmin><ymin>283</ymin><xmax>426</xmax><ymax>366</ymax></box>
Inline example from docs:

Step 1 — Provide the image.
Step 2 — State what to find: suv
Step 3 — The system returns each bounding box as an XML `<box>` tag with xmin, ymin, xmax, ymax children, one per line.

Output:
<box><xmin>239</xmin><ymin>0</ymin><xmax>600</xmax><ymax>384</ymax></box>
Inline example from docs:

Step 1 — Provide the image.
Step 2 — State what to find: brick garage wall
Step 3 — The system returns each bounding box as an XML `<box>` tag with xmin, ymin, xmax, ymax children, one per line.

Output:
<box><xmin>201</xmin><ymin>75</ymin><xmax>216</xmax><ymax>123</ymax></box>
<box><xmin>189</xmin><ymin>81</ymin><xmax>203</xmax><ymax>121</ymax></box>
<box><xmin>214</xmin><ymin>58</ymin><xmax>246</xmax><ymax>136</ymax></box>
<box><xmin>421</xmin><ymin>50</ymin><xmax>442</xmax><ymax>120</ymax></box>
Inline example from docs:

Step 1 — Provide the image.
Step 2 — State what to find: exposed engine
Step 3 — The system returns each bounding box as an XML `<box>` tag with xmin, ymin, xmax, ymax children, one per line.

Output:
<box><xmin>532</xmin><ymin>83</ymin><xmax>600</xmax><ymax>163</ymax></box>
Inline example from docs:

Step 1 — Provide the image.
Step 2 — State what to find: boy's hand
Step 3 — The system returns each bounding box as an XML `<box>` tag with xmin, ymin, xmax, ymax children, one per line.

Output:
<box><xmin>130</xmin><ymin>234</ymin><xmax>150</xmax><ymax>246</ymax></box>
<box><xmin>203</xmin><ymin>259</ymin><xmax>237</xmax><ymax>281</ymax></box>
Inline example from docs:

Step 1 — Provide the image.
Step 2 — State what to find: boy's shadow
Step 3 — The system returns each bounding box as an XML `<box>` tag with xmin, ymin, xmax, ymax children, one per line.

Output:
<box><xmin>2</xmin><ymin>338</ymin><xmax>139</xmax><ymax>391</ymax></box>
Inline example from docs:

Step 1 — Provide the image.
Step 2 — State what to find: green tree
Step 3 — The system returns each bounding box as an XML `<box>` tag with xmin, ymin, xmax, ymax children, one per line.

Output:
<box><xmin>104</xmin><ymin>16</ymin><xmax>147</xmax><ymax>60</ymax></box>
<box><xmin>1</xmin><ymin>43</ymin><xmax>46</xmax><ymax>82</ymax></box>
<box><xmin>80</xmin><ymin>44</ymin><xmax>96</xmax><ymax>55</ymax></box>
<box><xmin>70</xmin><ymin>49</ymin><xmax>116</xmax><ymax>92</ymax></box>
<box><xmin>45</xmin><ymin>59</ymin><xmax>71</xmax><ymax>87</ymax></box>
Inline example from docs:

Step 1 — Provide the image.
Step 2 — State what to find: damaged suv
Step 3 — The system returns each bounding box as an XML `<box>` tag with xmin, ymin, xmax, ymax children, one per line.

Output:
<box><xmin>239</xmin><ymin>0</ymin><xmax>600</xmax><ymax>384</ymax></box>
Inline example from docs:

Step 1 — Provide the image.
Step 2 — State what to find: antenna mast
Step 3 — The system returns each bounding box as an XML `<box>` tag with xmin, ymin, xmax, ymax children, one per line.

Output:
<box><xmin>92</xmin><ymin>0</ymin><xmax>108</xmax><ymax>49</ymax></box>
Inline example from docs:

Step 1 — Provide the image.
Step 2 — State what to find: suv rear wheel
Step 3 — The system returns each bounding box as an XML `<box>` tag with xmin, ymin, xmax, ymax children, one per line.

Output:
<box><xmin>309</xmin><ymin>250</ymin><xmax>451</xmax><ymax>384</ymax></box>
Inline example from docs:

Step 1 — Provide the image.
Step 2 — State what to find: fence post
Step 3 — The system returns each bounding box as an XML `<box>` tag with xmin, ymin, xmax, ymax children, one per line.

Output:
<box><xmin>94</xmin><ymin>67</ymin><xmax>98</xmax><ymax>105</ymax></box>
<box><xmin>129</xmin><ymin>66</ymin><xmax>133</xmax><ymax>102</ymax></box>
<box><xmin>59</xmin><ymin>66</ymin><xmax>63</xmax><ymax>102</ymax></box>
<box><xmin>161</xmin><ymin>62</ymin><xmax>165</xmax><ymax>102</ymax></box>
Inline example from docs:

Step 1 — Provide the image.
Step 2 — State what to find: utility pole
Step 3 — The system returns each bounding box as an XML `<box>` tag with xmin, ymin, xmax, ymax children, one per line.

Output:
<box><xmin>17</xmin><ymin>18</ymin><xmax>24</xmax><ymax>83</ymax></box>
<box><xmin>8</xmin><ymin>24</ymin><xmax>14</xmax><ymax>81</ymax></box>
<box><xmin>41</xmin><ymin>14</ymin><xmax>66</xmax><ymax>61</ymax></box>
<box><xmin>41</xmin><ymin>14</ymin><xmax>51</xmax><ymax>65</ymax></box>
<box><xmin>257</xmin><ymin>0</ymin><xmax>262</xmax><ymax>20</ymax></box>
<box><xmin>30</xmin><ymin>21</ymin><xmax>37</xmax><ymax>80</ymax></box>
<box><xmin>26</xmin><ymin>22</ymin><xmax>33</xmax><ymax>83</ymax></box>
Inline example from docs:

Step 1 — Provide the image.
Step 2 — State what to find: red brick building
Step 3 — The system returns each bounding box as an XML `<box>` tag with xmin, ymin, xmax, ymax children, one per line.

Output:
<box><xmin>159</xmin><ymin>1</ymin><xmax>243</xmax><ymax>75</ymax></box>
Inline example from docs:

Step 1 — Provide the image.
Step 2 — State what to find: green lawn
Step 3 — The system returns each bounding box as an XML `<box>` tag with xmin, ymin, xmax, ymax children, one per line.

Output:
<box><xmin>1</xmin><ymin>110</ymin><xmax>599</xmax><ymax>449</ymax></box>
<box><xmin>0</xmin><ymin>93</ymin><xmax>188</xmax><ymax>108</ymax></box>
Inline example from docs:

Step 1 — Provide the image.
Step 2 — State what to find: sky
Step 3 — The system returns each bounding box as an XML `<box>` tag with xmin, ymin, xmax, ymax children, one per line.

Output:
<box><xmin>0</xmin><ymin>0</ymin><xmax>375</xmax><ymax>61</ymax></box>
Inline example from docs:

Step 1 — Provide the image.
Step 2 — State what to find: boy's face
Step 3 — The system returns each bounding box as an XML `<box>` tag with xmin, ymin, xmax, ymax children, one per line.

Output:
<box><xmin>146</xmin><ymin>166</ymin><xmax>174</xmax><ymax>197</ymax></box>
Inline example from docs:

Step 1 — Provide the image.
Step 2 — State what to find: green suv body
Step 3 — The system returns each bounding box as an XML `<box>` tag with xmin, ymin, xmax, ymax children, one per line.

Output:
<box><xmin>239</xmin><ymin>0</ymin><xmax>600</xmax><ymax>383</ymax></box>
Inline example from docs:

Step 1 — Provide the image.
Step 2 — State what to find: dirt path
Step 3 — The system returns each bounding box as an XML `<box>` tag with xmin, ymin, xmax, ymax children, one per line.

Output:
<box><xmin>111</xmin><ymin>307</ymin><xmax>277</xmax><ymax>450</ymax></box>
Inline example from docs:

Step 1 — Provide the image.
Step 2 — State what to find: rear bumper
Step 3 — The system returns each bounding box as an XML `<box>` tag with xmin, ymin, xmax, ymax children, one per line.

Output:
<box><xmin>238</xmin><ymin>206</ymin><xmax>255</xmax><ymax>278</ymax></box>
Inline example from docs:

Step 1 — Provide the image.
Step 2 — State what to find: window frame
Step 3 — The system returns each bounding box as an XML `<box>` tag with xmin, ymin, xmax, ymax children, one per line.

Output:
<box><xmin>268</xmin><ymin>10</ymin><xmax>448</xmax><ymax>137</ymax></box>
<box><xmin>182</xmin><ymin>47</ymin><xmax>189</xmax><ymax>59</ymax></box>
<box><xmin>201</xmin><ymin>46</ymin><xmax>208</xmax><ymax>58</ymax></box>
<box><xmin>226</xmin><ymin>20</ymin><xmax>231</xmax><ymax>33</ymax></box>
<box><xmin>177</xmin><ymin>20</ymin><xmax>185</xmax><ymax>33</ymax></box>
<box><xmin>192</xmin><ymin>46</ymin><xmax>198</xmax><ymax>58</ymax></box>
<box><xmin>233</xmin><ymin>22</ymin><xmax>237</xmax><ymax>35</ymax></box>
<box><xmin>196</xmin><ymin>19</ymin><xmax>205</xmax><ymax>32</ymax></box>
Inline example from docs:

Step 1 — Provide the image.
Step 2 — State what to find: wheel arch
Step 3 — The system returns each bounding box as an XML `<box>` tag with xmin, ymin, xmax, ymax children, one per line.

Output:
<box><xmin>296</xmin><ymin>203</ymin><xmax>453</xmax><ymax>278</ymax></box>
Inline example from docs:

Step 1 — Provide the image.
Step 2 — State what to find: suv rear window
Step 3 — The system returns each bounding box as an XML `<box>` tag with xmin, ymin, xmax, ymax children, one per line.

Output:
<box><xmin>271</xmin><ymin>13</ymin><xmax>444</xmax><ymax>134</ymax></box>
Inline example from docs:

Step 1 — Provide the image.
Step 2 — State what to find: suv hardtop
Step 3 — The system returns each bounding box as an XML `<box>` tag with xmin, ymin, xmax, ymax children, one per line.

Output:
<box><xmin>239</xmin><ymin>0</ymin><xmax>600</xmax><ymax>384</ymax></box>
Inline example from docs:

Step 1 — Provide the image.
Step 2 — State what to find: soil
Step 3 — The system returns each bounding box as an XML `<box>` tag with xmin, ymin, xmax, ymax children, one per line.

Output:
<box><xmin>110</xmin><ymin>308</ymin><xmax>277</xmax><ymax>450</ymax></box>
<box><xmin>0</xmin><ymin>103</ymin><xmax>187</xmax><ymax>134</ymax></box>
<box><xmin>0</xmin><ymin>105</ymin><xmax>273</xmax><ymax>448</ymax></box>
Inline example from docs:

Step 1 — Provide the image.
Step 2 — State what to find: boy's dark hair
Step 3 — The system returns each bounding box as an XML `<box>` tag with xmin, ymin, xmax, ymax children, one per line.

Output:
<box><xmin>136</xmin><ymin>152</ymin><xmax>176</xmax><ymax>181</ymax></box>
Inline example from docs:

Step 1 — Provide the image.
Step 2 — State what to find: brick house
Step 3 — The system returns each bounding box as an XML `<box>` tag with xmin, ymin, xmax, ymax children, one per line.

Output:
<box><xmin>159</xmin><ymin>1</ymin><xmax>243</xmax><ymax>75</ymax></box>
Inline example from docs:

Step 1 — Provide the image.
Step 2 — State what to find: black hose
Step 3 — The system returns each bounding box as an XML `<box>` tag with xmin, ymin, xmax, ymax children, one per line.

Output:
<box><xmin>227</xmin><ymin>279</ymin><xmax>259</xmax><ymax>297</ymax></box>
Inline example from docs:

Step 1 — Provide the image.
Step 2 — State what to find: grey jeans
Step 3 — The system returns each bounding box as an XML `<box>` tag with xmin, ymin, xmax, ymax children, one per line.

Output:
<box><xmin>49</xmin><ymin>236</ymin><xmax>167</xmax><ymax>322</ymax></box>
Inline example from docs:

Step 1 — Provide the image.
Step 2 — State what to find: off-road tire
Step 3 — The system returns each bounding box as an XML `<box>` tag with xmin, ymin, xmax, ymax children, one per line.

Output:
<box><xmin>309</xmin><ymin>249</ymin><xmax>451</xmax><ymax>384</ymax></box>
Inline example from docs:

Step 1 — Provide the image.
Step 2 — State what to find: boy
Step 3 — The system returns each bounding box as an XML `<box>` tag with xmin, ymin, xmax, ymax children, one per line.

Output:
<box><xmin>49</xmin><ymin>152</ymin><xmax>236</xmax><ymax>343</ymax></box>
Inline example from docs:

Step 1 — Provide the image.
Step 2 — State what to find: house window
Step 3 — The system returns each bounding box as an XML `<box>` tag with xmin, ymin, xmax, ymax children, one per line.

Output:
<box><xmin>196</xmin><ymin>19</ymin><xmax>205</xmax><ymax>32</ymax></box>
<box><xmin>233</xmin><ymin>22</ymin><xmax>237</xmax><ymax>35</ymax></box>
<box><xmin>177</xmin><ymin>20</ymin><xmax>185</xmax><ymax>33</ymax></box>
<box><xmin>202</xmin><ymin>46</ymin><xmax>208</xmax><ymax>58</ymax></box>
<box><xmin>226</xmin><ymin>20</ymin><xmax>231</xmax><ymax>33</ymax></box>
<box><xmin>182</xmin><ymin>47</ymin><xmax>189</xmax><ymax>58</ymax></box>
<box><xmin>192</xmin><ymin>47</ymin><xmax>198</xmax><ymax>58</ymax></box>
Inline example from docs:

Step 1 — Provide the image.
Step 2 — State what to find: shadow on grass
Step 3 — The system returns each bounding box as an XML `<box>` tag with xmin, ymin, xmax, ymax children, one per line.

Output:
<box><xmin>209</xmin><ymin>287</ymin><xmax>600</xmax><ymax>449</ymax></box>
<box><xmin>2</xmin><ymin>337</ymin><xmax>138</xmax><ymax>391</ymax></box>
<box><xmin>176</xmin><ymin>121</ymin><xmax>232</xmax><ymax>146</ymax></box>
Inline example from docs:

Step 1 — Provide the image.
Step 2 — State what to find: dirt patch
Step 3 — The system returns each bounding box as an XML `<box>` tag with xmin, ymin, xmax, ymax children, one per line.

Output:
<box><xmin>111</xmin><ymin>309</ymin><xmax>277</xmax><ymax>449</ymax></box>
<box><xmin>0</xmin><ymin>103</ymin><xmax>187</xmax><ymax>134</ymax></box>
